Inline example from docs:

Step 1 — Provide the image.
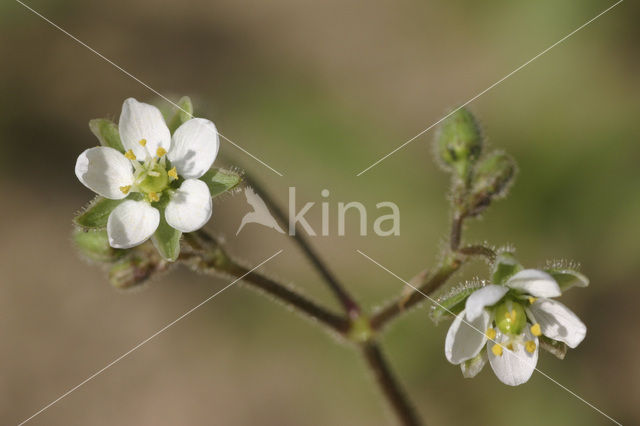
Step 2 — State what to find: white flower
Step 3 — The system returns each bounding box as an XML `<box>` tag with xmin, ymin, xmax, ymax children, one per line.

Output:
<box><xmin>75</xmin><ymin>98</ymin><xmax>219</xmax><ymax>249</ymax></box>
<box><xmin>444</xmin><ymin>269</ymin><xmax>586</xmax><ymax>386</ymax></box>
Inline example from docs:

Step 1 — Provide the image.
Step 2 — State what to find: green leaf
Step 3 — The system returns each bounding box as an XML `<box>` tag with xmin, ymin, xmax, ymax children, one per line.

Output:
<box><xmin>89</xmin><ymin>119</ymin><xmax>124</xmax><ymax>152</ymax></box>
<box><xmin>152</xmin><ymin>215</ymin><xmax>181</xmax><ymax>261</ymax></box>
<box><xmin>73</xmin><ymin>228</ymin><xmax>125</xmax><ymax>262</ymax></box>
<box><xmin>74</xmin><ymin>196</ymin><xmax>124</xmax><ymax>230</ymax></box>
<box><xmin>166</xmin><ymin>96</ymin><xmax>193</xmax><ymax>134</ymax></box>
<box><xmin>200</xmin><ymin>167</ymin><xmax>243</xmax><ymax>198</ymax></box>
<box><xmin>545</xmin><ymin>269</ymin><xmax>589</xmax><ymax>292</ymax></box>
<box><xmin>429</xmin><ymin>282</ymin><xmax>482</xmax><ymax>323</ymax></box>
<box><xmin>491</xmin><ymin>252</ymin><xmax>522</xmax><ymax>284</ymax></box>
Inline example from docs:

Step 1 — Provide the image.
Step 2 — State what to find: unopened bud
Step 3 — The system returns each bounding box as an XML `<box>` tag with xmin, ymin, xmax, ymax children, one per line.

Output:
<box><xmin>468</xmin><ymin>151</ymin><xmax>516</xmax><ymax>215</ymax></box>
<box><xmin>435</xmin><ymin>108</ymin><xmax>483</xmax><ymax>178</ymax></box>
<box><xmin>73</xmin><ymin>228</ymin><xmax>124</xmax><ymax>263</ymax></box>
<box><xmin>109</xmin><ymin>253</ymin><xmax>166</xmax><ymax>290</ymax></box>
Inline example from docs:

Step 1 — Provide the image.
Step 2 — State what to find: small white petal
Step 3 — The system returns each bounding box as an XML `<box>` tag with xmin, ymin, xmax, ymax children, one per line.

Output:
<box><xmin>107</xmin><ymin>200</ymin><xmax>159</xmax><ymax>248</ymax></box>
<box><xmin>487</xmin><ymin>328</ymin><xmax>538</xmax><ymax>386</ymax></box>
<box><xmin>167</xmin><ymin>118</ymin><xmax>220</xmax><ymax>178</ymax></box>
<box><xmin>465</xmin><ymin>285</ymin><xmax>508</xmax><ymax>321</ymax></box>
<box><xmin>506</xmin><ymin>269</ymin><xmax>561</xmax><ymax>298</ymax></box>
<box><xmin>165</xmin><ymin>179</ymin><xmax>212</xmax><ymax>232</ymax></box>
<box><xmin>530</xmin><ymin>298</ymin><xmax>586</xmax><ymax>348</ymax></box>
<box><xmin>119</xmin><ymin>98</ymin><xmax>171</xmax><ymax>159</ymax></box>
<box><xmin>445</xmin><ymin>309</ymin><xmax>490</xmax><ymax>365</ymax></box>
<box><xmin>75</xmin><ymin>147</ymin><xmax>133</xmax><ymax>199</ymax></box>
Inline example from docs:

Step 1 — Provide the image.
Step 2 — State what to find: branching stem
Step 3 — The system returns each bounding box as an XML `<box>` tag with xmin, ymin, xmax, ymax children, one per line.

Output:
<box><xmin>243</xmin><ymin>173</ymin><xmax>361</xmax><ymax>316</ymax></box>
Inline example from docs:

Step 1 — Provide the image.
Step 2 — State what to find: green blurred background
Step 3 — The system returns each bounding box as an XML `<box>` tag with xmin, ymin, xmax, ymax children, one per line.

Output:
<box><xmin>1</xmin><ymin>0</ymin><xmax>638</xmax><ymax>424</ymax></box>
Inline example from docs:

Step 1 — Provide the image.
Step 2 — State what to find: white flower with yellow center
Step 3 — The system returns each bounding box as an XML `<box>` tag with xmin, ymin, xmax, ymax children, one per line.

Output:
<box><xmin>444</xmin><ymin>269</ymin><xmax>586</xmax><ymax>386</ymax></box>
<box><xmin>75</xmin><ymin>98</ymin><xmax>219</xmax><ymax>249</ymax></box>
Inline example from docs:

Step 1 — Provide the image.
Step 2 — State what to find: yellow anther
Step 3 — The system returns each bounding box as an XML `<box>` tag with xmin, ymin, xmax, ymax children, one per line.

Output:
<box><xmin>486</xmin><ymin>328</ymin><xmax>496</xmax><ymax>340</ymax></box>
<box><xmin>139</xmin><ymin>139</ymin><xmax>147</xmax><ymax>147</ymax></box>
<box><xmin>530</xmin><ymin>323</ymin><xmax>542</xmax><ymax>337</ymax></box>
<box><xmin>168</xmin><ymin>167</ymin><xmax>178</xmax><ymax>180</ymax></box>
<box><xmin>528</xmin><ymin>297</ymin><xmax>537</xmax><ymax>304</ymax></box>
<box><xmin>491</xmin><ymin>344</ymin><xmax>503</xmax><ymax>356</ymax></box>
<box><xmin>506</xmin><ymin>343</ymin><xmax>514</xmax><ymax>351</ymax></box>
<box><xmin>525</xmin><ymin>340</ymin><xmax>537</xmax><ymax>354</ymax></box>
<box><xmin>148</xmin><ymin>192</ymin><xmax>160</xmax><ymax>202</ymax></box>
<box><xmin>124</xmin><ymin>149</ymin><xmax>136</xmax><ymax>160</ymax></box>
<box><xmin>119</xmin><ymin>185</ymin><xmax>131</xmax><ymax>195</ymax></box>
<box><xmin>156</xmin><ymin>147</ymin><xmax>167</xmax><ymax>157</ymax></box>
<box><xmin>511</xmin><ymin>309</ymin><xmax>517</xmax><ymax>321</ymax></box>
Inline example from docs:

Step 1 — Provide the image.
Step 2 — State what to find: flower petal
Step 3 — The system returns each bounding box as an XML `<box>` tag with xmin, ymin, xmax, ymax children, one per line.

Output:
<box><xmin>465</xmin><ymin>285</ymin><xmax>508</xmax><ymax>321</ymax></box>
<box><xmin>119</xmin><ymin>98</ymin><xmax>171</xmax><ymax>159</ymax></box>
<box><xmin>506</xmin><ymin>269</ymin><xmax>561</xmax><ymax>298</ymax></box>
<box><xmin>75</xmin><ymin>147</ymin><xmax>133</xmax><ymax>199</ymax></box>
<box><xmin>445</xmin><ymin>309</ymin><xmax>490</xmax><ymax>365</ymax></box>
<box><xmin>165</xmin><ymin>179</ymin><xmax>212</xmax><ymax>232</ymax></box>
<box><xmin>107</xmin><ymin>200</ymin><xmax>159</xmax><ymax>248</ymax></box>
<box><xmin>529</xmin><ymin>298</ymin><xmax>586</xmax><ymax>348</ymax></box>
<box><xmin>167</xmin><ymin>118</ymin><xmax>220</xmax><ymax>178</ymax></box>
<box><xmin>487</xmin><ymin>327</ymin><xmax>538</xmax><ymax>386</ymax></box>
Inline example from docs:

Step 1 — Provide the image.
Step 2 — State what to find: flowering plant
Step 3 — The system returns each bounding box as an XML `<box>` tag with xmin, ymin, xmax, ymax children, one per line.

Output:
<box><xmin>72</xmin><ymin>100</ymin><xmax>592</xmax><ymax>425</ymax></box>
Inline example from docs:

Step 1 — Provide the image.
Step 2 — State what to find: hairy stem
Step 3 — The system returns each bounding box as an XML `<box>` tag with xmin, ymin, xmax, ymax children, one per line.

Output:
<box><xmin>458</xmin><ymin>244</ymin><xmax>496</xmax><ymax>262</ymax></box>
<box><xmin>370</xmin><ymin>257</ymin><xmax>462</xmax><ymax>331</ymax></box>
<box><xmin>183</xmin><ymin>231</ymin><xmax>350</xmax><ymax>334</ymax></box>
<box><xmin>361</xmin><ymin>341</ymin><xmax>423</xmax><ymax>426</ymax></box>
<box><xmin>243</xmin><ymin>173</ymin><xmax>361</xmax><ymax>316</ymax></box>
<box><xmin>224</xmin><ymin>262</ymin><xmax>351</xmax><ymax>333</ymax></box>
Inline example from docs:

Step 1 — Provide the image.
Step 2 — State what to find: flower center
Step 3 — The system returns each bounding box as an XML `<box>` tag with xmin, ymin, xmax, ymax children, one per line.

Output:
<box><xmin>138</xmin><ymin>164</ymin><xmax>169</xmax><ymax>194</ymax></box>
<box><xmin>494</xmin><ymin>300</ymin><xmax>526</xmax><ymax>335</ymax></box>
<box><xmin>119</xmin><ymin>139</ymin><xmax>179</xmax><ymax>202</ymax></box>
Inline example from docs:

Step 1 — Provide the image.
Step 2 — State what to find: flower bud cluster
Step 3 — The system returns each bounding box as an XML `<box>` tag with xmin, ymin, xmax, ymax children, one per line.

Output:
<box><xmin>434</xmin><ymin>108</ymin><xmax>516</xmax><ymax>217</ymax></box>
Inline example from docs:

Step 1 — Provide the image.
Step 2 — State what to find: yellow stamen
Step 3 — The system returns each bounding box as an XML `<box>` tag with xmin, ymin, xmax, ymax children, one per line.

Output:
<box><xmin>139</xmin><ymin>138</ymin><xmax>147</xmax><ymax>147</ymax></box>
<box><xmin>491</xmin><ymin>344</ymin><xmax>503</xmax><ymax>356</ymax></box>
<box><xmin>530</xmin><ymin>323</ymin><xmax>542</xmax><ymax>337</ymax></box>
<box><xmin>511</xmin><ymin>309</ymin><xmax>517</xmax><ymax>322</ymax></box>
<box><xmin>124</xmin><ymin>149</ymin><xmax>136</xmax><ymax>160</ymax></box>
<box><xmin>486</xmin><ymin>327</ymin><xmax>496</xmax><ymax>340</ymax></box>
<box><xmin>525</xmin><ymin>340</ymin><xmax>537</xmax><ymax>354</ymax></box>
<box><xmin>156</xmin><ymin>147</ymin><xmax>167</xmax><ymax>157</ymax></box>
<box><xmin>528</xmin><ymin>297</ymin><xmax>537</xmax><ymax>304</ymax></box>
<box><xmin>119</xmin><ymin>185</ymin><xmax>131</xmax><ymax>195</ymax></box>
<box><xmin>148</xmin><ymin>192</ymin><xmax>159</xmax><ymax>202</ymax></box>
<box><xmin>168</xmin><ymin>167</ymin><xmax>178</xmax><ymax>180</ymax></box>
<box><xmin>506</xmin><ymin>343</ymin><xmax>514</xmax><ymax>351</ymax></box>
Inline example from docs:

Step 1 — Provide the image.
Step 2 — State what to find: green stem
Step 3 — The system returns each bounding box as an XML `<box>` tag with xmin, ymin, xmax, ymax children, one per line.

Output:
<box><xmin>243</xmin><ymin>173</ymin><xmax>361</xmax><ymax>316</ymax></box>
<box><xmin>370</xmin><ymin>257</ymin><xmax>462</xmax><ymax>331</ymax></box>
<box><xmin>183</xmin><ymin>231</ymin><xmax>350</xmax><ymax>334</ymax></box>
<box><xmin>361</xmin><ymin>341</ymin><xmax>423</xmax><ymax>426</ymax></box>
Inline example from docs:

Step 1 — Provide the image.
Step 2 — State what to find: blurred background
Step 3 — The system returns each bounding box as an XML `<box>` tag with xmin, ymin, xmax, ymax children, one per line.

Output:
<box><xmin>1</xmin><ymin>0</ymin><xmax>638</xmax><ymax>424</ymax></box>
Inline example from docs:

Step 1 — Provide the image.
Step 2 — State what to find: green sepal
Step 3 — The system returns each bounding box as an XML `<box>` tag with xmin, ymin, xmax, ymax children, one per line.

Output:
<box><xmin>151</xmin><ymin>195</ymin><xmax>181</xmax><ymax>261</ymax></box>
<box><xmin>461</xmin><ymin>351</ymin><xmax>487</xmax><ymax>378</ymax></box>
<box><xmin>429</xmin><ymin>282</ymin><xmax>482</xmax><ymax>323</ymax></box>
<box><xmin>539</xmin><ymin>336</ymin><xmax>568</xmax><ymax>360</ymax></box>
<box><xmin>74</xmin><ymin>196</ymin><xmax>124</xmax><ymax>230</ymax></box>
<box><xmin>73</xmin><ymin>228</ymin><xmax>125</xmax><ymax>263</ymax></box>
<box><xmin>491</xmin><ymin>252</ymin><xmax>523</xmax><ymax>284</ymax></box>
<box><xmin>89</xmin><ymin>119</ymin><xmax>125</xmax><ymax>152</ymax></box>
<box><xmin>544</xmin><ymin>268</ymin><xmax>589</xmax><ymax>292</ymax></box>
<box><xmin>199</xmin><ymin>167</ymin><xmax>243</xmax><ymax>198</ymax></box>
<box><xmin>166</xmin><ymin>96</ymin><xmax>193</xmax><ymax>134</ymax></box>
